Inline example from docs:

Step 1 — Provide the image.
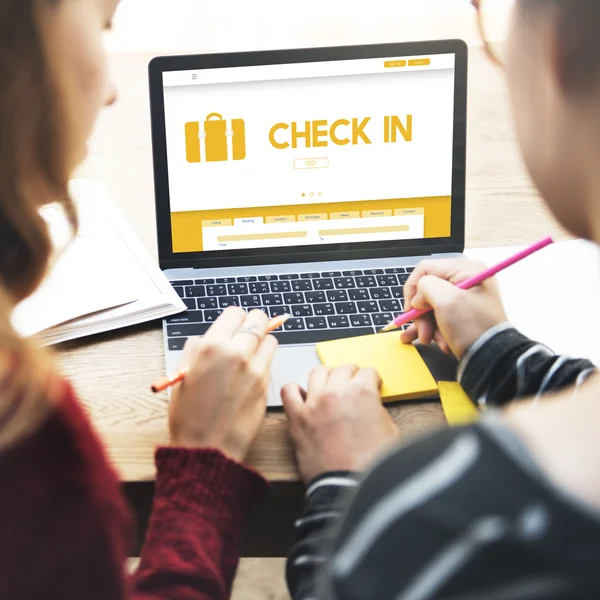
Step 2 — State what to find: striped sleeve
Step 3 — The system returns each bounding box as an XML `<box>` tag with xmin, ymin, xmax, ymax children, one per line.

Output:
<box><xmin>286</xmin><ymin>472</ymin><xmax>360</xmax><ymax>600</ymax></box>
<box><xmin>286</xmin><ymin>327</ymin><xmax>599</xmax><ymax>600</ymax></box>
<box><xmin>458</xmin><ymin>324</ymin><xmax>596</xmax><ymax>408</ymax></box>
<box><xmin>288</xmin><ymin>422</ymin><xmax>600</xmax><ymax>600</ymax></box>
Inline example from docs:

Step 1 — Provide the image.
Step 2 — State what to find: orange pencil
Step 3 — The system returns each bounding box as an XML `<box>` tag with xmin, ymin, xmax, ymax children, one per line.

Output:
<box><xmin>151</xmin><ymin>313</ymin><xmax>290</xmax><ymax>393</ymax></box>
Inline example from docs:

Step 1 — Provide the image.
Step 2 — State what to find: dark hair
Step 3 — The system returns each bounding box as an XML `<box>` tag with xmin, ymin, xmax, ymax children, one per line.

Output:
<box><xmin>520</xmin><ymin>0</ymin><xmax>600</xmax><ymax>92</ymax></box>
<box><xmin>0</xmin><ymin>0</ymin><xmax>76</xmax><ymax>304</ymax></box>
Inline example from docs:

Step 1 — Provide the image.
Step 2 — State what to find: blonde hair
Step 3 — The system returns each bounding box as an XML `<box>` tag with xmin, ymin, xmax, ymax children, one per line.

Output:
<box><xmin>0</xmin><ymin>0</ymin><xmax>77</xmax><ymax>450</ymax></box>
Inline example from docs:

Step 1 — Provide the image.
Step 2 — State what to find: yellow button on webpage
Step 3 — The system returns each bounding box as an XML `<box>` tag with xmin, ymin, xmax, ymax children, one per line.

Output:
<box><xmin>384</xmin><ymin>60</ymin><xmax>407</xmax><ymax>68</ymax></box>
<box><xmin>266</xmin><ymin>215</ymin><xmax>296</xmax><ymax>223</ymax></box>
<box><xmin>362</xmin><ymin>210</ymin><xmax>393</xmax><ymax>218</ymax></box>
<box><xmin>294</xmin><ymin>158</ymin><xmax>329</xmax><ymax>170</ymax></box>
<box><xmin>408</xmin><ymin>58</ymin><xmax>431</xmax><ymax>67</ymax></box>
<box><xmin>331</xmin><ymin>211</ymin><xmax>360</xmax><ymax>220</ymax></box>
<box><xmin>394</xmin><ymin>208</ymin><xmax>425</xmax><ymax>216</ymax></box>
<box><xmin>234</xmin><ymin>217</ymin><xmax>264</xmax><ymax>225</ymax></box>
<box><xmin>299</xmin><ymin>213</ymin><xmax>327</xmax><ymax>221</ymax></box>
<box><xmin>202</xmin><ymin>219</ymin><xmax>232</xmax><ymax>227</ymax></box>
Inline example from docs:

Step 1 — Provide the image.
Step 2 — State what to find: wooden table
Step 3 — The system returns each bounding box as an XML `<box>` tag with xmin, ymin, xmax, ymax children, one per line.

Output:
<box><xmin>57</xmin><ymin>48</ymin><xmax>568</xmax><ymax>556</ymax></box>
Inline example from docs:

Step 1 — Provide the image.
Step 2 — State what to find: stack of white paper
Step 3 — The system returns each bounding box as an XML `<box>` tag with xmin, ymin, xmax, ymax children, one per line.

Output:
<box><xmin>11</xmin><ymin>180</ymin><xmax>185</xmax><ymax>345</ymax></box>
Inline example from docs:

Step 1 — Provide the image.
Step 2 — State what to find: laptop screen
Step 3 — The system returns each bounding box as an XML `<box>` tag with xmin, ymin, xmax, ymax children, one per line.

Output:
<box><xmin>161</xmin><ymin>52</ymin><xmax>455</xmax><ymax>255</ymax></box>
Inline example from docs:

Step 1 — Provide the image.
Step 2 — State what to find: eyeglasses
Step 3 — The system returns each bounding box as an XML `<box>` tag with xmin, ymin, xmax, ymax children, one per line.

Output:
<box><xmin>472</xmin><ymin>0</ymin><xmax>516</xmax><ymax>68</ymax></box>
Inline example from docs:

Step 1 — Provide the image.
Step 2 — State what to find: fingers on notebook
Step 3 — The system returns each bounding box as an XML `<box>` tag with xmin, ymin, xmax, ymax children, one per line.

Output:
<box><xmin>326</xmin><ymin>364</ymin><xmax>360</xmax><ymax>388</ymax></box>
<box><xmin>353</xmin><ymin>367</ymin><xmax>382</xmax><ymax>390</ymax></box>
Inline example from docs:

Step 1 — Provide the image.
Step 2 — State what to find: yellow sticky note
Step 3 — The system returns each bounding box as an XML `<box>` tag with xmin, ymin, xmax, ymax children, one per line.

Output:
<box><xmin>316</xmin><ymin>333</ymin><xmax>438</xmax><ymax>403</ymax></box>
<box><xmin>438</xmin><ymin>381</ymin><xmax>480</xmax><ymax>426</ymax></box>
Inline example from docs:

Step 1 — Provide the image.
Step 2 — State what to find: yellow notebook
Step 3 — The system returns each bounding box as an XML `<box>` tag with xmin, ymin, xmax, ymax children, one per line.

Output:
<box><xmin>316</xmin><ymin>333</ymin><xmax>438</xmax><ymax>403</ymax></box>
<box><xmin>438</xmin><ymin>381</ymin><xmax>480</xmax><ymax>426</ymax></box>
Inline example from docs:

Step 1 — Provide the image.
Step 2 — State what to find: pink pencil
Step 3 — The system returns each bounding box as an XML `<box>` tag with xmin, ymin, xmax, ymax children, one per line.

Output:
<box><xmin>379</xmin><ymin>236</ymin><xmax>554</xmax><ymax>334</ymax></box>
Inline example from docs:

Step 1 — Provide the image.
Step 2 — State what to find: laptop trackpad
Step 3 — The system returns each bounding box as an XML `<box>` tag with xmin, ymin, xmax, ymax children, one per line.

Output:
<box><xmin>268</xmin><ymin>345</ymin><xmax>321</xmax><ymax>407</ymax></box>
<box><xmin>267</xmin><ymin>342</ymin><xmax>458</xmax><ymax>408</ymax></box>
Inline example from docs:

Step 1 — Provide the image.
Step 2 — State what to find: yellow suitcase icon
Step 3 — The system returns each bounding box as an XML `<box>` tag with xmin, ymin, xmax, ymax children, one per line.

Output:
<box><xmin>184</xmin><ymin>121</ymin><xmax>201</xmax><ymax>163</ymax></box>
<box><xmin>185</xmin><ymin>113</ymin><xmax>246</xmax><ymax>163</ymax></box>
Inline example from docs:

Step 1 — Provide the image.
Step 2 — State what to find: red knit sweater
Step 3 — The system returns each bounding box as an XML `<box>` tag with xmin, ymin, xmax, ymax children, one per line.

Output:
<box><xmin>0</xmin><ymin>379</ymin><xmax>269</xmax><ymax>599</ymax></box>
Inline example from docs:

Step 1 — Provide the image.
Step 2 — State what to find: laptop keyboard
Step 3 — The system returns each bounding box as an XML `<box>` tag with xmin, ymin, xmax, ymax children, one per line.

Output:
<box><xmin>165</xmin><ymin>266</ymin><xmax>416</xmax><ymax>350</ymax></box>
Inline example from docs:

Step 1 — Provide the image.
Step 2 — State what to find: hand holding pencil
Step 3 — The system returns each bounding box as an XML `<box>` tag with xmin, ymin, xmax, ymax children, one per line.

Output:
<box><xmin>398</xmin><ymin>258</ymin><xmax>508</xmax><ymax>358</ymax></box>
<box><xmin>152</xmin><ymin>312</ymin><xmax>289</xmax><ymax>393</ymax></box>
<box><xmin>398</xmin><ymin>238</ymin><xmax>552</xmax><ymax>358</ymax></box>
<box><xmin>163</xmin><ymin>307</ymin><xmax>283</xmax><ymax>461</ymax></box>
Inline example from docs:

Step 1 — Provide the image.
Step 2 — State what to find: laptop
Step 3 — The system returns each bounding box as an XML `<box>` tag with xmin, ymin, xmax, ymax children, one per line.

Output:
<box><xmin>148</xmin><ymin>40</ymin><xmax>468</xmax><ymax>406</ymax></box>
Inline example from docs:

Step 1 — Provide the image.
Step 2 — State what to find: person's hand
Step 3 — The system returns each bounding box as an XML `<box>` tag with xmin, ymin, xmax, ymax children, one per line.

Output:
<box><xmin>400</xmin><ymin>258</ymin><xmax>508</xmax><ymax>359</ymax></box>
<box><xmin>169</xmin><ymin>307</ymin><xmax>278</xmax><ymax>462</ymax></box>
<box><xmin>281</xmin><ymin>365</ymin><xmax>399</xmax><ymax>483</ymax></box>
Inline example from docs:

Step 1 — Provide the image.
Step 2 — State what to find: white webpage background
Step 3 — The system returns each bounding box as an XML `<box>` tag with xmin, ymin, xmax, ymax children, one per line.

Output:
<box><xmin>164</xmin><ymin>68</ymin><xmax>454</xmax><ymax>213</ymax></box>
